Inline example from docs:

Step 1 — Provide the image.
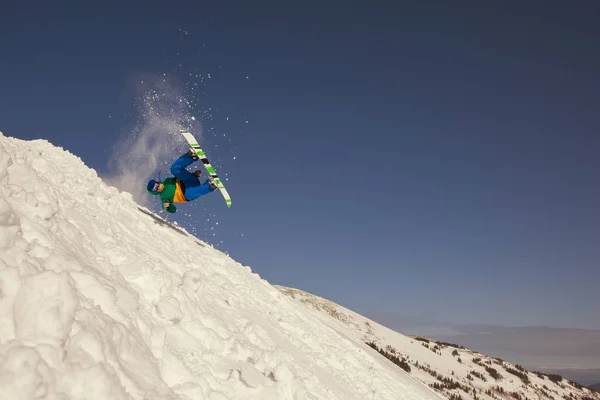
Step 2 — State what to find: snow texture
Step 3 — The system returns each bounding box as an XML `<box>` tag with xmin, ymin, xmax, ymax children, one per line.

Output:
<box><xmin>278</xmin><ymin>287</ymin><xmax>600</xmax><ymax>400</ymax></box>
<box><xmin>0</xmin><ymin>132</ymin><xmax>444</xmax><ymax>400</ymax></box>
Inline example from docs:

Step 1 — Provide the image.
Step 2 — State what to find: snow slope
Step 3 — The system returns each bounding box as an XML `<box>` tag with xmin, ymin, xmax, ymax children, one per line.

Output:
<box><xmin>277</xmin><ymin>286</ymin><xmax>600</xmax><ymax>400</ymax></box>
<box><xmin>0</xmin><ymin>132</ymin><xmax>445</xmax><ymax>400</ymax></box>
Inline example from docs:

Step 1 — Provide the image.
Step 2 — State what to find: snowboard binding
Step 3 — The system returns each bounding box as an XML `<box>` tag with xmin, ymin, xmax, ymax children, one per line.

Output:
<box><xmin>188</xmin><ymin>149</ymin><xmax>199</xmax><ymax>160</ymax></box>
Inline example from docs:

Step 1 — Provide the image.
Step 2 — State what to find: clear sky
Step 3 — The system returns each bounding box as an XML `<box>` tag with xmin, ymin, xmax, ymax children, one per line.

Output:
<box><xmin>1</xmin><ymin>1</ymin><xmax>599</xmax><ymax>330</ymax></box>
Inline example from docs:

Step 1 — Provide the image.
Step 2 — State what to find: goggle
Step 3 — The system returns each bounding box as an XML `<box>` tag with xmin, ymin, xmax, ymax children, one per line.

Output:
<box><xmin>151</xmin><ymin>182</ymin><xmax>160</xmax><ymax>192</ymax></box>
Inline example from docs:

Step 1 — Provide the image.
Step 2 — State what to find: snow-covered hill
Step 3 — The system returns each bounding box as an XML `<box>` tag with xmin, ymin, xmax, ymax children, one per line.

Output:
<box><xmin>276</xmin><ymin>286</ymin><xmax>600</xmax><ymax>400</ymax></box>
<box><xmin>0</xmin><ymin>132</ymin><xmax>445</xmax><ymax>400</ymax></box>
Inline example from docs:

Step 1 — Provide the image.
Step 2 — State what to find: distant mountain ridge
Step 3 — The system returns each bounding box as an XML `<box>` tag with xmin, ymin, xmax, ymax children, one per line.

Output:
<box><xmin>533</xmin><ymin>368</ymin><xmax>600</xmax><ymax>388</ymax></box>
<box><xmin>277</xmin><ymin>286</ymin><xmax>600</xmax><ymax>400</ymax></box>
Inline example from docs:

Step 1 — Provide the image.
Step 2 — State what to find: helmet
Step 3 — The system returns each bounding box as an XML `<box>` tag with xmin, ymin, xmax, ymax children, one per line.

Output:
<box><xmin>147</xmin><ymin>179</ymin><xmax>159</xmax><ymax>192</ymax></box>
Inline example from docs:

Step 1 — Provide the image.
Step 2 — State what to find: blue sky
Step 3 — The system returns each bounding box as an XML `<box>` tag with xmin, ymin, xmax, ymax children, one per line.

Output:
<box><xmin>1</xmin><ymin>2</ymin><xmax>599</xmax><ymax>330</ymax></box>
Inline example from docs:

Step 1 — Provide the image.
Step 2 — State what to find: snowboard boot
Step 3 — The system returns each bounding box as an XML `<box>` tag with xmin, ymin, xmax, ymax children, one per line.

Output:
<box><xmin>194</xmin><ymin>170</ymin><xmax>202</xmax><ymax>179</ymax></box>
<box><xmin>188</xmin><ymin>149</ymin><xmax>199</xmax><ymax>160</ymax></box>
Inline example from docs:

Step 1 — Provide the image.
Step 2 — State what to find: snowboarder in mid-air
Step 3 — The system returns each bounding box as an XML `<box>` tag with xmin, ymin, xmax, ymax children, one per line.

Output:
<box><xmin>147</xmin><ymin>150</ymin><xmax>217</xmax><ymax>213</ymax></box>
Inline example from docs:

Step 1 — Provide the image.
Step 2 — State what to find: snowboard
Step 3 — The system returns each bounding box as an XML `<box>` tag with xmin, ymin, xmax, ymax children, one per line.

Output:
<box><xmin>180</xmin><ymin>129</ymin><xmax>232</xmax><ymax>208</ymax></box>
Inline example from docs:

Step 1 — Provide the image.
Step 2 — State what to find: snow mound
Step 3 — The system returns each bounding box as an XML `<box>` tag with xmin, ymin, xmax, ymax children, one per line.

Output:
<box><xmin>0</xmin><ymin>132</ymin><xmax>444</xmax><ymax>400</ymax></box>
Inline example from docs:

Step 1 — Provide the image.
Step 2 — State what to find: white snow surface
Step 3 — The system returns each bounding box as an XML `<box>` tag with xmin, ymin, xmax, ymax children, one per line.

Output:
<box><xmin>277</xmin><ymin>287</ymin><xmax>600</xmax><ymax>400</ymax></box>
<box><xmin>0</xmin><ymin>132</ymin><xmax>445</xmax><ymax>400</ymax></box>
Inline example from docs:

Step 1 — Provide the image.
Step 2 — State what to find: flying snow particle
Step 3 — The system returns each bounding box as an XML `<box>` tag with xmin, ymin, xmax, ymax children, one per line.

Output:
<box><xmin>191</xmin><ymin>116</ymin><xmax>196</xmax><ymax>121</ymax></box>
